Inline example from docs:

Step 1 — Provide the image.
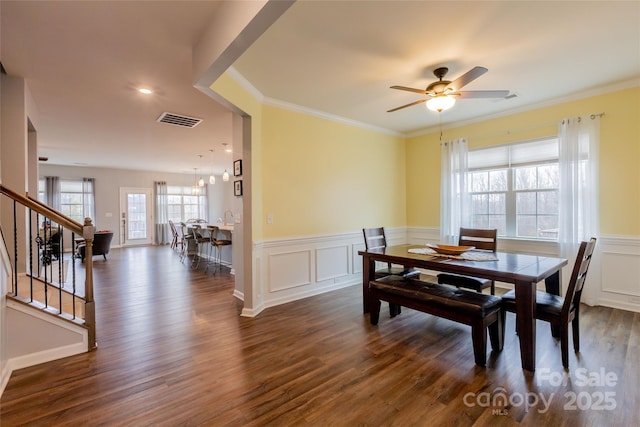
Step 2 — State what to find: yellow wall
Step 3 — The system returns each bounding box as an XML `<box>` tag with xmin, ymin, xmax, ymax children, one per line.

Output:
<box><xmin>406</xmin><ymin>87</ymin><xmax>640</xmax><ymax>235</ymax></box>
<box><xmin>262</xmin><ymin>106</ymin><xmax>406</xmax><ymax>238</ymax></box>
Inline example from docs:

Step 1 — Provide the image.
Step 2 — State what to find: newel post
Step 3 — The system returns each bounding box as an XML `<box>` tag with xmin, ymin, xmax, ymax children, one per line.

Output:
<box><xmin>83</xmin><ymin>217</ymin><xmax>97</xmax><ymax>350</ymax></box>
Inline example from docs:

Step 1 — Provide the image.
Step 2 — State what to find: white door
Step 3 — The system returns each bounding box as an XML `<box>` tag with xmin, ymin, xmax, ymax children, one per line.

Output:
<box><xmin>119</xmin><ymin>187</ymin><xmax>153</xmax><ymax>246</ymax></box>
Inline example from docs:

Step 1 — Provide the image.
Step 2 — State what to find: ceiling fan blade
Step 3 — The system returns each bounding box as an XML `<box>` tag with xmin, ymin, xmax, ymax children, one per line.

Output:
<box><xmin>445</xmin><ymin>66</ymin><xmax>488</xmax><ymax>93</ymax></box>
<box><xmin>390</xmin><ymin>85</ymin><xmax>428</xmax><ymax>94</ymax></box>
<box><xmin>387</xmin><ymin>98</ymin><xmax>427</xmax><ymax>112</ymax></box>
<box><xmin>455</xmin><ymin>90</ymin><xmax>510</xmax><ymax>99</ymax></box>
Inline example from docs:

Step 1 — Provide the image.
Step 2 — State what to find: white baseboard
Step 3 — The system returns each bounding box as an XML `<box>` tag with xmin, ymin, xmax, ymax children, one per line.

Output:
<box><xmin>0</xmin><ymin>363</ymin><xmax>11</xmax><ymax>398</ymax></box>
<box><xmin>8</xmin><ymin>342</ymin><xmax>87</xmax><ymax>372</ymax></box>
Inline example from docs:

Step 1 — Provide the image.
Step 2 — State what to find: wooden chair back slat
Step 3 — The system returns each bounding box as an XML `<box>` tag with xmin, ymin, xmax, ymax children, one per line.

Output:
<box><xmin>459</xmin><ymin>228</ymin><xmax>497</xmax><ymax>252</ymax></box>
<box><xmin>563</xmin><ymin>238</ymin><xmax>597</xmax><ymax>315</ymax></box>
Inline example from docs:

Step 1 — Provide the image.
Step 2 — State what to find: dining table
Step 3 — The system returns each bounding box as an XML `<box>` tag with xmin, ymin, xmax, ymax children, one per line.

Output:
<box><xmin>358</xmin><ymin>244</ymin><xmax>568</xmax><ymax>372</ymax></box>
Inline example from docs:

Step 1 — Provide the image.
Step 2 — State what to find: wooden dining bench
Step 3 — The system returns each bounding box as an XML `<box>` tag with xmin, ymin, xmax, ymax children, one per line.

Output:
<box><xmin>369</xmin><ymin>275</ymin><xmax>504</xmax><ymax>366</ymax></box>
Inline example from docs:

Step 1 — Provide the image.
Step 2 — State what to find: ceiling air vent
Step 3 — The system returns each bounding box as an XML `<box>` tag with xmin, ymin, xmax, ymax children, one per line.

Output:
<box><xmin>156</xmin><ymin>112</ymin><xmax>202</xmax><ymax>128</ymax></box>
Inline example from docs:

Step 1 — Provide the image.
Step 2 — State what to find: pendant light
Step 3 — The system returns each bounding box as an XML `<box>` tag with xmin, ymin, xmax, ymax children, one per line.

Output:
<box><xmin>192</xmin><ymin>168</ymin><xmax>200</xmax><ymax>195</ymax></box>
<box><xmin>208</xmin><ymin>149</ymin><xmax>216</xmax><ymax>185</ymax></box>
<box><xmin>197</xmin><ymin>155</ymin><xmax>205</xmax><ymax>187</ymax></box>
<box><xmin>222</xmin><ymin>143</ymin><xmax>231</xmax><ymax>182</ymax></box>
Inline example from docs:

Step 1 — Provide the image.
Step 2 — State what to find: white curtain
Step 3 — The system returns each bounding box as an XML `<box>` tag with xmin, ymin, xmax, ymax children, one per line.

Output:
<box><xmin>155</xmin><ymin>181</ymin><xmax>169</xmax><ymax>245</ymax></box>
<box><xmin>440</xmin><ymin>138</ymin><xmax>470</xmax><ymax>244</ymax></box>
<box><xmin>44</xmin><ymin>176</ymin><xmax>60</xmax><ymax>210</ymax></box>
<box><xmin>198</xmin><ymin>185</ymin><xmax>209</xmax><ymax>221</ymax></box>
<box><xmin>82</xmin><ymin>178</ymin><xmax>95</xmax><ymax>224</ymax></box>
<box><xmin>558</xmin><ymin>115</ymin><xmax>600</xmax><ymax>260</ymax></box>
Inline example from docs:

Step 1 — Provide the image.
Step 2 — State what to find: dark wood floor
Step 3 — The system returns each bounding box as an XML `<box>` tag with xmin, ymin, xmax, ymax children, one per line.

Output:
<box><xmin>1</xmin><ymin>246</ymin><xmax>638</xmax><ymax>426</ymax></box>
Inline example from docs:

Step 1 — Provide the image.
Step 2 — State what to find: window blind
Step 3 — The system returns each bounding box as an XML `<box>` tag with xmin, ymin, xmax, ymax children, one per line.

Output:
<box><xmin>468</xmin><ymin>138</ymin><xmax>558</xmax><ymax>170</ymax></box>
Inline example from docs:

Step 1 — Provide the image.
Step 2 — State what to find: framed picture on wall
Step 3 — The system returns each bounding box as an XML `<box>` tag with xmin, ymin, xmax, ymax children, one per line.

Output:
<box><xmin>234</xmin><ymin>180</ymin><xmax>243</xmax><ymax>197</ymax></box>
<box><xmin>233</xmin><ymin>159</ymin><xmax>242</xmax><ymax>177</ymax></box>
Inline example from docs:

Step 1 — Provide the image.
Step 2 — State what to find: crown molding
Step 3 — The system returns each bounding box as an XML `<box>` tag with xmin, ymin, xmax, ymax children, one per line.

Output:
<box><xmin>225</xmin><ymin>66</ymin><xmax>265</xmax><ymax>103</ymax></box>
<box><xmin>226</xmin><ymin>67</ymin><xmax>402</xmax><ymax>137</ymax></box>
<box><xmin>262</xmin><ymin>97</ymin><xmax>403</xmax><ymax>137</ymax></box>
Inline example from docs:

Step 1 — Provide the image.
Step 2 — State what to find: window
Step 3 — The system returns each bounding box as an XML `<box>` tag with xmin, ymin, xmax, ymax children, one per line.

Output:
<box><xmin>467</xmin><ymin>138</ymin><xmax>559</xmax><ymax>239</ymax></box>
<box><xmin>37</xmin><ymin>179</ymin><xmax>45</xmax><ymax>203</ymax></box>
<box><xmin>167</xmin><ymin>186</ymin><xmax>207</xmax><ymax>223</ymax></box>
<box><xmin>59</xmin><ymin>179</ymin><xmax>95</xmax><ymax>223</ymax></box>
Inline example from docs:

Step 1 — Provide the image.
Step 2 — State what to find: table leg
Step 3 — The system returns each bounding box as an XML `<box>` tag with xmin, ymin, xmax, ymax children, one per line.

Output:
<box><xmin>362</xmin><ymin>254</ymin><xmax>374</xmax><ymax>314</ymax></box>
<box><xmin>545</xmin><ymin>270</ymin><xmax>562</xmax><ymax>338</ymax></box>
<box><xmin>515</xmin><ymin>280</ymin><xmax>536</xmax><ymax>372</ymax></box>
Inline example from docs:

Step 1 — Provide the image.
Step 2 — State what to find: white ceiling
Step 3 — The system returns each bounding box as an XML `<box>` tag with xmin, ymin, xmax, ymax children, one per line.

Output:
<box><xmin>2</xmin><ymin>1</ymin><xmax>639</xmax><ymax>175</ymax></box>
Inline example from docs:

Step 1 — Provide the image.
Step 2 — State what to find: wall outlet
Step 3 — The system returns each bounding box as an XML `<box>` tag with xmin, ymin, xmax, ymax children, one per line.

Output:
<box><xmin>266</xmin><ymin>214</ymin><xmax>273</xmax><ymax>224</ymax></box>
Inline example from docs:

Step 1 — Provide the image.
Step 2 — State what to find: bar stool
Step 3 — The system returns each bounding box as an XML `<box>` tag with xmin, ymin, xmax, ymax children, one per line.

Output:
<box><xmin>191</xmin><ymin>225</ymin><xmax>211</xmax><ymax>269</ymax></box>
<box><xmin>207</xmin><ymin>226</ymin><xmax>232</xmax><ymax>272</ymax></box>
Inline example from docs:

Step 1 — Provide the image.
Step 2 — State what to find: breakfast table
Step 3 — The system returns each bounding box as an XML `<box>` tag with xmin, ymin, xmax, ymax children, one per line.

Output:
<box><xmin>358</xmin><ymin>244</ymin><xmax>568</xmax><ymax>372</ymax></box>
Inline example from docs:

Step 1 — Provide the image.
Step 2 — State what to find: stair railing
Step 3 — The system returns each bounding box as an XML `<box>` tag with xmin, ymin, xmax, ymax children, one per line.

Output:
<box><xmin>0</xmin><ymin>184</ymin><xmax>96</xmax><ymax>351</ymax></box>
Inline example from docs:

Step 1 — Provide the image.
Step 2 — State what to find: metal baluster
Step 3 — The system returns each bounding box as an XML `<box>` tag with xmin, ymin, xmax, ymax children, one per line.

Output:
<box><xmin>43</xmin><ymin>222</ymin><xmax>48</xmax><ymax>307</ymax></box>
<box><xmin>58</xmin><ymin>224</ymin><xmax>63</xmax><ymax>313</ymax></box>
<box><xmin>71</xmin><ymin>232</ymin><xmax>77</xmax><ymax>319</ymax></box>
<box><xmin>12</xmin><ymin>200</ymin><xmax>18</xmax><ymax>295</ymax></box>
<box><xmin>28</xmin><ymin>209</ymin><xmax>34</xmax><ymax>299</ymax></box>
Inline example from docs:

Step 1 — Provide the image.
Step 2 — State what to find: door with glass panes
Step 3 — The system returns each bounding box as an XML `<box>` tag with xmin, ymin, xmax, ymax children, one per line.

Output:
<box><xmin>119</xmin><ymin>187</ymin><xmax>153</xmax><ymax>246</ymax></box>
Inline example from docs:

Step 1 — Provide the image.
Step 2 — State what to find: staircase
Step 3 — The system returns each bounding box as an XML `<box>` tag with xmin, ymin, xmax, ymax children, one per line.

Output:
<box><xmin>0</xmin><ymin>184</ymin><xmax>98</xmax><ymax>394</ymax></box>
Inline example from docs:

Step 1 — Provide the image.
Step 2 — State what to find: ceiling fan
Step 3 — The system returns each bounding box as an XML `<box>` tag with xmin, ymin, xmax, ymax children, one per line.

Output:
<box><xmin>387</xmin><ymin>66</ymin><xmax>509</xmax><ymax>113</ymax></box>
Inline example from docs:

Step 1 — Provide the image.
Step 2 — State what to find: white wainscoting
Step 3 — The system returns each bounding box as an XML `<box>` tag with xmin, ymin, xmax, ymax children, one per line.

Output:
<box><xmin>246</xmin><ymin>229</ymin><xmax>640</xmax><ymax>316</ymax></box>
<box><xmin>249</xmin><ymin>228</ymin><xmax>411</xmax><ymax>316</ymax></box>
<box><xmin>596</xmin><ymin>235</ymin><xmax>640</xmax><ymax>312</ymax></box>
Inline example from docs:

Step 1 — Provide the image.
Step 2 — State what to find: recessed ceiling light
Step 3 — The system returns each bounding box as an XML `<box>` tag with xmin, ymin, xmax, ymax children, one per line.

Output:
<box><xmin>138</xmin><ymin>88</ymin><xmax>153</xmax><ymax>95</ymax></box>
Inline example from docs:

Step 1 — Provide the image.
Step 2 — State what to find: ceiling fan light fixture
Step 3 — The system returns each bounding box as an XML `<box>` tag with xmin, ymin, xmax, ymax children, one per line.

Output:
<box><xmin>426</xmin><ymin>94</ymin><xmax>456</xmax><ymax>112</ymax></box>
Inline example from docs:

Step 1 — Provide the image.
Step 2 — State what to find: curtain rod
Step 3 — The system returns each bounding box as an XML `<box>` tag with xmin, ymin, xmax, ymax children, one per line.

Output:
<box><xmin>563</xmin><ymin>112</ymin><xmax>605</xmax><ymax>124</ymax></box>
<box><xmin>470</xmin><ymin>112</ymin><xmax>605</xmax><ymax>142</ymax></box>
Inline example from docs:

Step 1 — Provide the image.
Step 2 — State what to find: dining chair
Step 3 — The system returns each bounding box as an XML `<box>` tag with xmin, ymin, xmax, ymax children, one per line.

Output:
<box><xmin>207</xmin><ymin>226</ymin><xmax>232</xmax><ymax>273</ymax></box>
<box><xmin>178</xmin><ymin>222</ymin><xmax>194</xmax><ymax>262</ymax></box>
<box><xmin>437</xmin><ymin>228</ymin><xmax>498</xmax><ymax>294</ymax></box>
<box><xmin>362</xmin><ymin>227</ymin><xmax>421</xmax><ymax>279</ymax></box>
<box><xmin>501</xmin><ymin>237</ymin><xmax>597</xmax><ymax>369</ymax></box>
<box><xmin>168</xmin><ymin>219</ymin><xmax>179</xmax><ymax>250</ymax></box>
